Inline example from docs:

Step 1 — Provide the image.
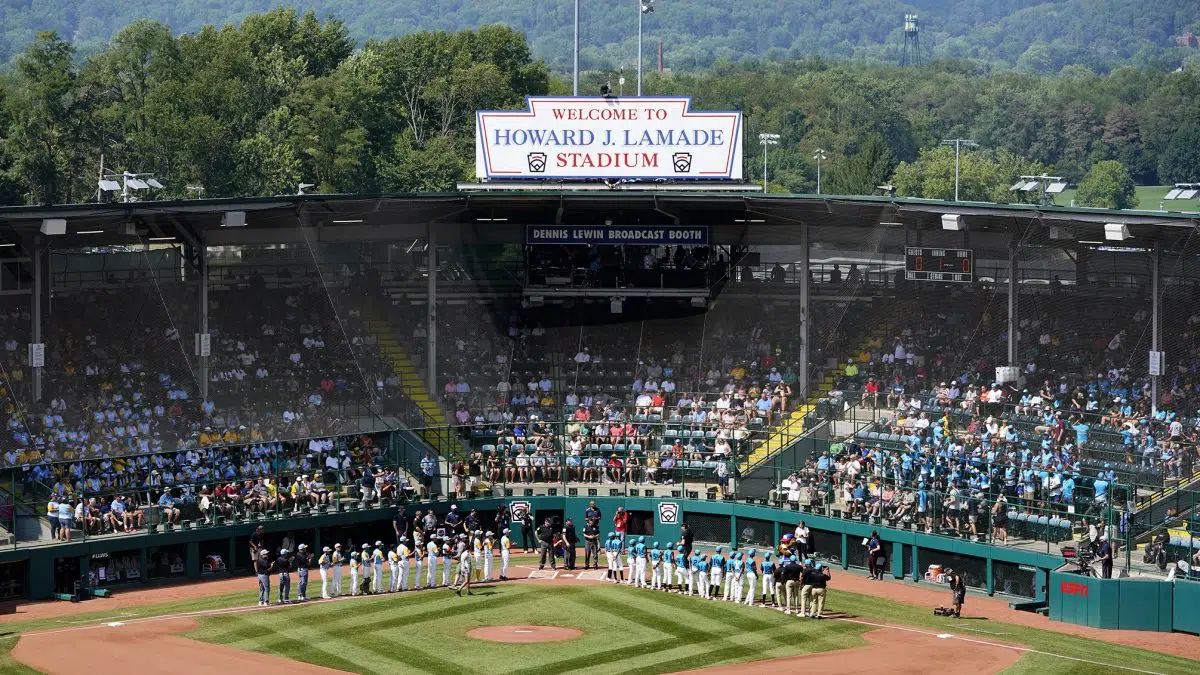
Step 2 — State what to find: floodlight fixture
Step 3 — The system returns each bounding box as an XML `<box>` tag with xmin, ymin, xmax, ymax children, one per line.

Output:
<box><xmin>1009</xmin><ymin>181</ymin><xmax>1026</xmax><ymax>192</ymax></box>
<box><xmin>877</xmin><ymin>184</ymin><xmax>897</xmax><ymax>197</ymax></box>
<box><xmin>101</xmin><ymin>170</ymin><xmax>164</xmax><ymax>203</ymax></box>
<box><xmin>98</xmin><ymin>180</ymin><xmax>122</xmax><ymax>192</ymax></box>
<box><xmin>1165</xmin><ymin>189</ymin><xmax>1183</xmax><ymax>200</ymax></box>
<box><xmin>125</xmin><ymin>178</ymin><xmax>149</xmax><ymax>190</ymax></box>
<box><xmin>1181</xmin><ymin>189</ymin><xmax>1200</xmax><ymax>199</ymax></box>
<box><xmin>1046</xmin><ymin>182</ymin><xmax>1068</xmax><ymax>194</ymax></box>
<box><xmin>146</xmin><ymin>178</ymin><xmax>164</xmax><ymax>189</ymax></box>
<box><xmin>297</xmin><ymin>182</ymin><xmax>316</xmax><ymax>195</ymax></box>
<box><xmin>1165</xmin><ymin>183</ymin><xmax>1200</xmax><ymax>202</ymax></box>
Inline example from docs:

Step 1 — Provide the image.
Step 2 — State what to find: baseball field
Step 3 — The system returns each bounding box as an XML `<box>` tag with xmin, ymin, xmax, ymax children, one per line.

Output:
<box><xmin>0</xmin><ymin>560</ymin><xmax>1198</xmax><ymax>675</ymax></box>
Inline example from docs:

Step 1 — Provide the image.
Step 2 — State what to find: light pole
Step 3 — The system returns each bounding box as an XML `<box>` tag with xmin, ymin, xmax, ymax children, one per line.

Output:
<box><xmin>573</xmin><ymin>0</ymin><xmax>580</xmax><ymax>96</ymax></box>
<box><xmin>759</xmin><ymin>133</ymin><xmax>779</xmax><ymax>192</ymax></box>
<box><xmin>813</xmin><ymin>148</ymin><xmax>828</xmax><ymax>195</ymax></box>
<box><xmin>941</xmin><ymin>138</ymin><xmax>977</xmax><ymax>202</ymax></box>
<box><xmin>638</xmin><ymin>0</ymin><xmax>655</xmax><ymax>96</ymax></box>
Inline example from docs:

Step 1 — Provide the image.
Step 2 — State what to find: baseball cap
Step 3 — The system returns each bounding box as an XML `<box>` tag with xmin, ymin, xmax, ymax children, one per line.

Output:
<box><xmin>298</xmin><ymin>543</ymin><xmax>307</xmax><ymax>550</ymax></box>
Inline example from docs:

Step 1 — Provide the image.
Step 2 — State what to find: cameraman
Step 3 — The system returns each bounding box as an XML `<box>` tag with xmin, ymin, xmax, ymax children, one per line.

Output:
<box><xmin>945</xmin><ymin>568</ymin><xmax>966</xmax><ymax>619</ymax></box>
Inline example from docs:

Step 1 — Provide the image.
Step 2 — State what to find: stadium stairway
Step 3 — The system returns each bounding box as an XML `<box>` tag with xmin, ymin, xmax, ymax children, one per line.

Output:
<box><xmin>739</xmin><ymin>320</ymin><xmax>895</xmax><ymax>473</ymax></box>
<box><xmin>359</xmin><ymin>305</ymin><xmax>461</xmax><ymax>460</ymax></box>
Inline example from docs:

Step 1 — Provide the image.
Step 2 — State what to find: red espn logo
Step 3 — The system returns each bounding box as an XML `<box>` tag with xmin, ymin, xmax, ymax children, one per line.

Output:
<box><xmin>1060</xmin><ymin>581</ymin><xmax>1089</xmax><ymax>597</ymax></box>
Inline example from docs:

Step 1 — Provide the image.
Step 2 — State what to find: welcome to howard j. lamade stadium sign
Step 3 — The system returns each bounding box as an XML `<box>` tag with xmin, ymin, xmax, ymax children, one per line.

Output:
<box><xmin>475</xmin><ymin>97</ymin><xmax>744</xmax><ymax>180</ymax></box>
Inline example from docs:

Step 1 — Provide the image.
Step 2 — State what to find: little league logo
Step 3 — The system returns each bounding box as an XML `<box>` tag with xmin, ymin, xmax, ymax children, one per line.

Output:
<box><xmin>657</xmin><ymin>502</ymin><xmax>680</xmax><ymax>524</ymax></box>
<box><xmin>527</xmin><ymin>152</ymin><xmax>547</xmax><ymax>172</ymax></box>
<box><xmin>672</xmin><ymin>153</ymin><xmax>692</xmax><ymax>173</ymax></box>
<box><xmin>510</xmin><ymin>500</ymin><xmax>531</xmax><ymax>521</ymax></box>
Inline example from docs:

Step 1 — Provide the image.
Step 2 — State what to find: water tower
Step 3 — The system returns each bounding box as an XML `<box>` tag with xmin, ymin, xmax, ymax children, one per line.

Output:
<box><xmin>902</xmin><ymin>14</ymin><xmax>923</xmax><ymax>67</ymax></box>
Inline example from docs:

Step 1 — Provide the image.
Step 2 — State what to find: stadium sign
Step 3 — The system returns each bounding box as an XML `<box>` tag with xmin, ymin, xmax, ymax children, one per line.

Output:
<box><xmin>657</xmin><ymin>502</ymin><xmax>680</xmax><ymax>525</ymax></box>
<box><xmin>526</xmin><ymin>225</ymin><xmax>708</xmax><ymax>246</ymax></box>
<box><xmin>476</xmin><ymin>97</ymin><xmax>743</xmax><ymax>180</ymax></box>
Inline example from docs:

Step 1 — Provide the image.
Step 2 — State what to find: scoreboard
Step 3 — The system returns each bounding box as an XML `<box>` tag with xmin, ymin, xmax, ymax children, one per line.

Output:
<box><xmin>904</xmin><ymin>247</ymin><xmax>974</xmax><ymax>282</ymax></box>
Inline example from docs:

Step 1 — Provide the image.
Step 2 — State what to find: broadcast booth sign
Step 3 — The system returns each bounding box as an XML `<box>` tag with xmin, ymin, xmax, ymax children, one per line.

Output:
<box><xmin>526</xmin><ymin>226</ymin><xmax>708</xmax><ymax>246</ymax></box>
<box><xmin>476</xmin><ymin>97</ymin><xmax>743</xmax><ymax>180</ymax></box>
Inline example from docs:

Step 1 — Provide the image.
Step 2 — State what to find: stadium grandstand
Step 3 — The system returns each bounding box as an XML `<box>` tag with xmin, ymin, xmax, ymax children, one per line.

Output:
<box><xmin>0</xmin><ymin>189</ymin><xmax>1198</xmax><ymax>600</ymax></box>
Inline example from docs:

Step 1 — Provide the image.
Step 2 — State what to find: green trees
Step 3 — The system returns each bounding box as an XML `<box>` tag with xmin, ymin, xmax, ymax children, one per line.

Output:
<box><xmin>1075</xmin><ymin>160</ymin><xmax>1138</xmax><ymax>210</ymax></box>
<box><xmin>890</xmin><ymin>145</ymin><xmax>1044</xmax><ymax>203</ymax></box>
<box><xmin>1156</xmin><ymin>126</ymin><xmax>1200</xmax><ymax>184</ymax></box>
<box><xmin>0</xmin><ymin>11</ymin><xmax>549</xmax><ymax>203</ymax></box>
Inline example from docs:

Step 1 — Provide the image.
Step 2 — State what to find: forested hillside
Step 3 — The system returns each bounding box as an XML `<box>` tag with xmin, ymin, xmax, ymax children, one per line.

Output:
<box><xmin>1</xmin><ymin>0</ymin><xmax>1197</xmax><ymax>72</ymax></box>
<box><xmin>2</xmin><ymin>10</ymin><xmax>1199</xmax><ymax>207</ymax></box>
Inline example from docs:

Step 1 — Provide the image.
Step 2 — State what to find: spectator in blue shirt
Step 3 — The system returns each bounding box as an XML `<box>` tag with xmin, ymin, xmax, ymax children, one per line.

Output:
<box><xmin>157</xmin><ymin>489</ymin><xmax>182</xmax><ymax>525</ymax></box>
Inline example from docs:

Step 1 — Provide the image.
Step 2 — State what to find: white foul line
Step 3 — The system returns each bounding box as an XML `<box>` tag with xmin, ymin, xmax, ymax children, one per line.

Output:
<box><xmin>836</xmin><ymin>617</ymin><xmax>1168</xmax><ymax>675</ymax></box>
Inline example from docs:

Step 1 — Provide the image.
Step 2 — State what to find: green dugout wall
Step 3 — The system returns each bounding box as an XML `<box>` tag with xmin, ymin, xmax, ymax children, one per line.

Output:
<box><xmin>0</xmin><ymin>496</ymin><xmax>1195</xmax><ymax>634</ymax></box>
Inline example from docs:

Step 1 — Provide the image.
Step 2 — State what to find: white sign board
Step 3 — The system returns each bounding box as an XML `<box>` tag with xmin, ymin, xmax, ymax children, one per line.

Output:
<box><xmin>476</xmin><ymin>97</ymin><xmax>743</xmax><ymax>180</ymax></box>
<box><xmin>1149</xmin><ymin>350</ymin><xmax>1165</xmax><ymax>376</ymax></box>
<box><xmin>28</xmin><ymin>343</ymin><xmax>45</xmax><ymax>368</ymax></box>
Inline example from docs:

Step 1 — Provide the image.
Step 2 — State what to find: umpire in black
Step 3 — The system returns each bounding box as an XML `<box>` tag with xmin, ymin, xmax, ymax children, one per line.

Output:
<box><xmin>537</xmin><ymin>518</ymin><xmax>557</xmax><ymax>570</ymax></box>
<box><xmin>563</xmin><ymin>518</ymin><xmax>579</xmax><ymax>570</ymax></box>
<box><xmin>583</xmin><ymin>519</ymin><xmax>600</xmax><ymax>569</ymax></box>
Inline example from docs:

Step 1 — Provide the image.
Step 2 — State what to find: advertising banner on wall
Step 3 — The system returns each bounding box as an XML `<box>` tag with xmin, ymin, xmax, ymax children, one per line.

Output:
<box><xmin>476</xmin><ymin>97</ymin><xmax>743</xmax><ymax>180</ymax></box>
<box><xmin>526</xmin><ymin>225</ymin><xmax>708</xmax><ymax>246</ymax></box>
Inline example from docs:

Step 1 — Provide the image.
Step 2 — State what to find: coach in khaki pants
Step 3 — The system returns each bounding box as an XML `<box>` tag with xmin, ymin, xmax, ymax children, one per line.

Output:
<box><xmin>801</xmin><ymin>562</ymin><xmax>832</xmax><ymax>618</ymax></box>
<box><xmin>781</xmin><ymin>556</ymin><xmax>802</xmax><ymax>614</ymax></box>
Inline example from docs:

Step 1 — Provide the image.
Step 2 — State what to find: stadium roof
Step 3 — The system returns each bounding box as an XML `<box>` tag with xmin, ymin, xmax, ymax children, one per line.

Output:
<box><xmin>0</xmin><ymin>191</ymin><xmax>1197</xmax><ymax>254</ymax></box>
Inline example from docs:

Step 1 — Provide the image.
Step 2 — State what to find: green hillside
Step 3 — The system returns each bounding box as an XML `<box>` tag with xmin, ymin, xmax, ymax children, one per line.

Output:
<box><xmin>1</xmin><ymin>0</ymin><xmax>1198</xmax><ymax>72</ymax></box>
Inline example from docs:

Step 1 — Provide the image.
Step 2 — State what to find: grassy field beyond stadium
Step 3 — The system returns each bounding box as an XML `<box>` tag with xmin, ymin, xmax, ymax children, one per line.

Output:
<box><xmin>185</xmin><ymin>583</ymin><xmax>869</xmax><ymax>674</ymax></box>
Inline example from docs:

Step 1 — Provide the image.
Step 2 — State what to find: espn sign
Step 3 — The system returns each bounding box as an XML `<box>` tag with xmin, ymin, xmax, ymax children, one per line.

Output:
<box><xmin>1060</xmin><ymin>581</ymin><xmax>1089</xmax><ymax>597</ymax></box>
<box><xmin>476</xmin><ymin>97</ymin><xmax>743</xmax><ymax>180</ymax></box>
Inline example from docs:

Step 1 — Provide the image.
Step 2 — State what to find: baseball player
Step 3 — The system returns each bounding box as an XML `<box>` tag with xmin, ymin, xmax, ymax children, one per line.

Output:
<box><xmin>412</xmin><ymin>537</ymin><xmax>425</xmax><ymax>589</ymax></box>
<box><xmin>319</xmin><ymin>546</ymin><xmax>332</xmax><ymax>599</ymax></box>
<box><xmin>722</xmin><ymin>553</ymin><xmax>736</xmax><ymax>601</ymax></box>
<box><xmin>451</xmin><ymin>539</ymin><xmax>474</xmax><ymax>596</ymax></box>
<box><xmin>397</xmin><ymin>537</ymin><xmax>412</xmax><ymax>590</ymax></box>
<box><xmin>471</xmin><ymin>530</ymin><xmax>484</xmax><ymax>582</ymax></box>
<box><xmin>761</xmin><ymin>551</ymin><xmax>777</xmax><ymax>606</ymax></box>
<box><xmin>688</xmin><ymin>549</ymin><xmax>702</xmax><ymax>596</ymax></box>
<box><xmin>743</xmin><ymin>550</ymin><xmax>759</xmax><ymax>606</ymax></box>
<box><xmin>624</xmin><ymin>541</ymin><xmax>636</xmax><ymax>586</ymax></box>
<box><xmin>499</xmin><ymin>528</ymin><xmax>512</xmax><ymax>580</ymax></box>
<box><xmin>731</xmin><ymin>552</ymin><xmax>745</xmax><ymax>603</ymax></box>
<box><xmin>442</xmin><ymin>536</ymin><xmax>454</xmax><ymax>586</ymax></box>
<box><xmin>388</xmin><ymin>543</ymin><xmax>402</xmax><ymax>592</ymax></box>
<box><xmin>426</xmin><ymin>535</ymin><xmax>440</xmax><ymax>587</ymax></box>
<box><xmin>348</xmin><ymin>550</ymin><xmax>360</xmax><ymax>595</ymax></box>
<box><xmin>604</xmin><ymin>530</ymin><xmax>614</xmax><ymax>578</ymax></box>
<box><xmin>660</xmin><ymin>541</ymin><xmax>673</xmax><ymax>591</ymax></box>
<box><xmin>709</xmin><ymin>546</ymin><xmax>725</xmax><ymax>598</ymax></box>
<box><xmin>633</xmin><ymin>537</ymin><xmax>647</xmax><ymax>588</ymax></box>
<box><xmin>331</xmin><ymin>543</ymin><xmax>344</xmax><ymax>596</ymax></box>
<box><xmin>483</xmin><ymin>531</ymin><xmax>495</xmax><ymax>581</ymax></box>
<box><xmin>649</xmin><ymin>542</ymin><xmax>662</xmax><ymax>589</ymax></box>
<box><xmin>371</xmin><ymin>541</ymin><xmax>385</xmax><ymax>593</ymax></box>
<box><xmin>673</xmin><ymin>545</ymin><xmax>688</xmax><ymax>592</ymax></box>
<box><xmin>277</xmin><ymin>548</ymin><xmax>292</xmax><ymax>604</ymax></box>
<box><xmin>296</xmin><ymin>543</ymin><xmax>311</xmax><ymax>601</ymax></box>
<box><xmin>358</xmin><ymin>544</ymin><xmax>372</xmax><ymax>595</ymax></box>
<box><xmin>695</xmin><ymin>551</ymin><xmax>710</xmax><ymax>599</ymax></box>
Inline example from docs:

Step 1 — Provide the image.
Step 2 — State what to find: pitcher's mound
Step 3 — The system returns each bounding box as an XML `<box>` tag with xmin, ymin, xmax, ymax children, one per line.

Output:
<box><xmin>467</xmin><ymin>625</ymin><xmax>583</xmax><ymax>643</ymax></box>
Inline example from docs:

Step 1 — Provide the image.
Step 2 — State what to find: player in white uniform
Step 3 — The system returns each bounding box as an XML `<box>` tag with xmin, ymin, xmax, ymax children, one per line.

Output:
<box><xmin>452</xmin><ymin>544</ymin><xmax>474</xmax><ymax>596</ymax></box>
<box><xmin>371</xmin><ymin>542</ymin><xmax>385</xmax><ymax>593</ymax></box>
<box><xmin>500</xmin><ymin>528</ymin><xmax>512</xmax><ymax>580</ymax></box>
<box><xmin>471</xmin><ymin>530</ymin><xmax>484</xmax><ymax>582</ymax></box>
<box><xmin>743</xmin><ymin>550</ymin><xmax>758</xmax><ymax>606</ymax></box>
<box><xmin>350</xmin><ymin>550</ymin><xmax>362</xmax><ymax>595</ymax></box>
<box><xmin>625</xmin><ymin>544</ymin><xmax>636</xmax><ymax>585</ymax></box>
<box><xmin>331</xmin><ymin>543</ymin><xmax>344</xmax><ymax>596</ymax></box>
<box><xmin>483</xmin><ymin>531</ymin><xmax>495</xmax><ymax>581</ymax></box>
<box><xmin>441</xmin><ymin>537</ymin><xmax>453</xmax><ymax>586</ymax></box>
<box><xmin>318</xmin><ymin>547</ymin><xmax>332</xmax><ymax>599</ymax></box>
<box><xmin>604</xmin><ymin>534</ymin><xmax>617</xmax><ymax>582</ymax></box>
<box><xmin>634</xmin><ymin>537</ymin><xmax>648</xmax><ymax>588</ymax></box>
<box><xmin>388</xmin><ymin>544</ymin><xmax>402</xmax><ymax>592</ymax></box>
<box><xmin>412</xmin><ymin>538</ymin><xmax>424</xmax><ymax>590</ymax></box>
<box><xmin>709</xmin><ymin>547</ymin><xmax>725</xmax><ymax>600</ymax></box>
<box><xmin>731</xmin><ymin>552</ymin><xmax>745</xmax><ymax>604</ymax></box>
<box><xmin>660</xmin><ymin>542</ymin><xmax>673</xmax><ymax>591</ymax></box>
<box><xmin>426</xmin><ymin>537</ymin><xmax>439</xmax><ymax>587</ymax></box>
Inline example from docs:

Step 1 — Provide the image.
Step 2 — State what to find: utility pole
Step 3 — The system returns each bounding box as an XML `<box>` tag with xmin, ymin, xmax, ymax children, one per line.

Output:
<box><xmin>638</xmin><ymin>1</ymin><xmax>655</xmax><ymax>96</ymax></box>
<box><xmin>941</xmin><ymin>139</ymin><xmax>977</xmax><ymax>202</ymax></box>
<box><xmin>573</xmin><ymin>0</ymin><xmax>580</xmax><ymax>96</ymax></box>
<box><xmin>813</xmin><ymin>148</ymin><xmax>828</xmax><ymax>195</ymax></box>
<box><xmin>759</xmin><ymin>133</ymin><xmax>779</xmax><ymax>192</ymax></box>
